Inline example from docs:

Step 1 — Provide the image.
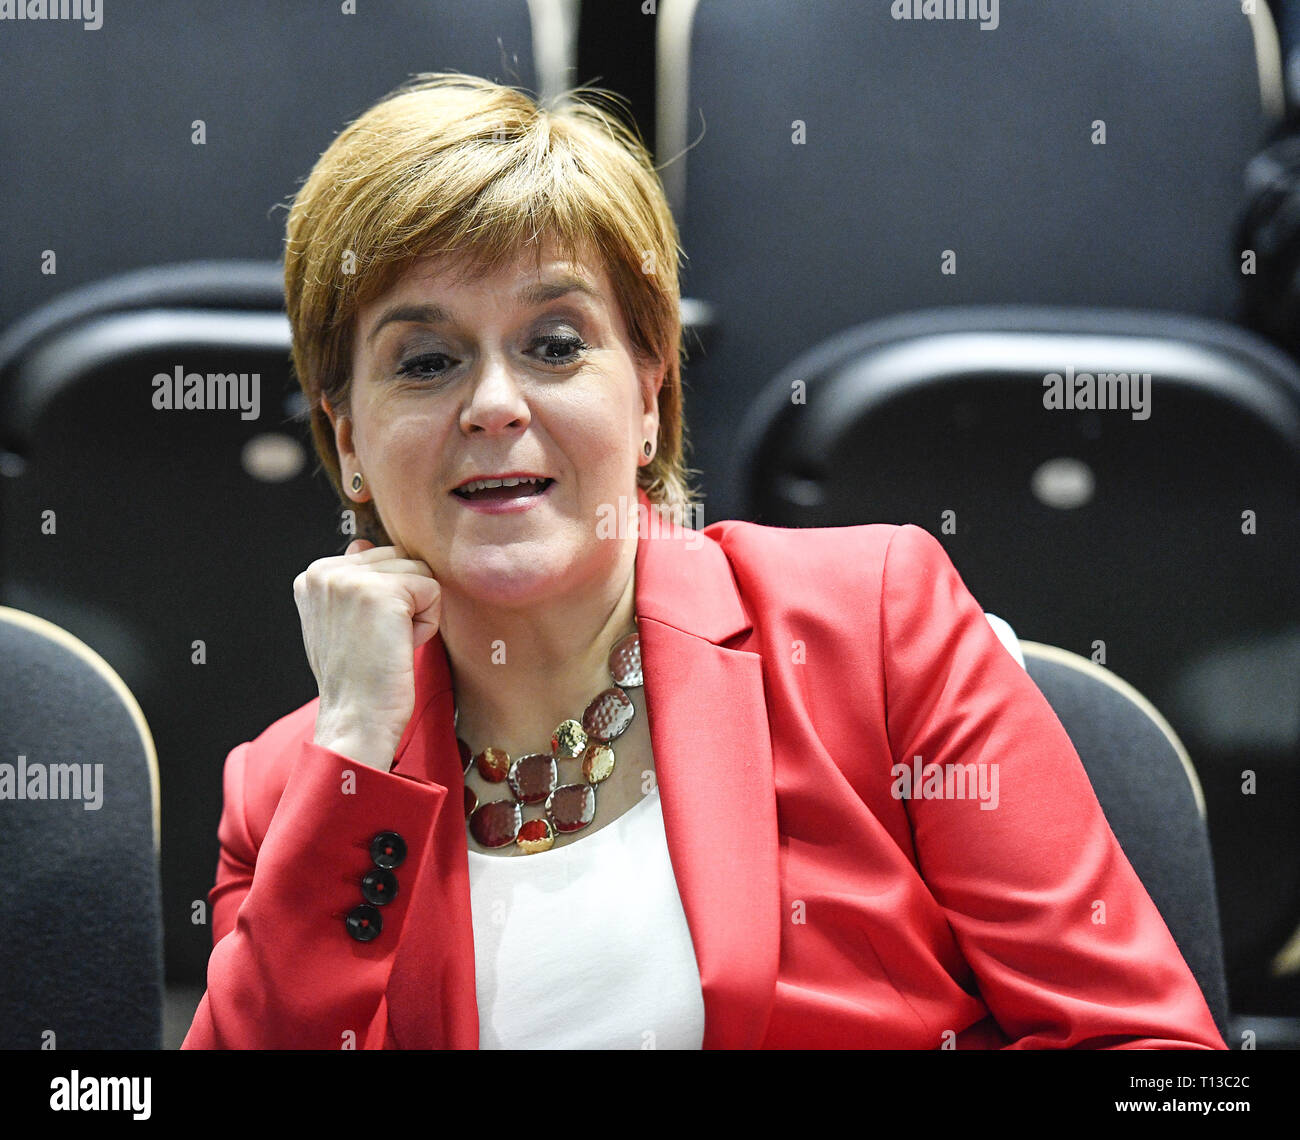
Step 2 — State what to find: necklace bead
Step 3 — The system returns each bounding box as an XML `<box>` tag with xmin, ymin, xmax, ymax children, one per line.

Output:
<box><xmin>551</xmin><ymin>719</ymin><xmax>587</xmax><ymax>759</ymax></box>
<box><xmin>468</xmin><ymin>798</ymin><xmax>522</xmax><ymax>848</ymax></box>
<box><xmin>582</xmin><ymin>687</ymin><xmax>635</xmax><ymax>742</ymax></box>
<box><xmin>517</xmin><ymin>817</ymin><xmax>555</xmax><ymax>855</ymax></box>
<box><xmin>582</xmin><ymin>742</ymin><xmax>616</xmax><ymax>784</ymax></box>
<box><xmin>474</xmin><ymin>746</ymin><xmax>511</xmax><ymax>783</ymax></box>
<box><xmin>507</xmin><ymin>753</ymin><xmax>558</xmax><ymax>803</ymax></box>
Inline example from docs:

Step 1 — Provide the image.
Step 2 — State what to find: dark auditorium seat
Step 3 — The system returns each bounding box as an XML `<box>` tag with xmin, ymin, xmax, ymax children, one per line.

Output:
<box><xmin>655</xmin><ymin>0</ymin><xmax>1284</xmax><ymax>521</ymax></box>
<box><xmin>0</xmin><ymin>0</ymin><xmax>546</xmax><ymax>337</ymax></box>
<box><xmin>0</xmin><ymin>261</ymin><xmax>332</xmax><ymax>998</ymax></box>
<box><xmin>0</xmin><ymin>606</ymin><xmax>162</xmax><ymax>1049</ymax></box>
<box><xmin>734</xmin><ymin>303</ymin><xmax>1300</xmax><ymax>1035</ymax></box>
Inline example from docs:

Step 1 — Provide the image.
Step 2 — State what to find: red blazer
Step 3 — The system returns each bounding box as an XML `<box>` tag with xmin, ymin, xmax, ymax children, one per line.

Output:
<box><xmin>183</xmin><ymin>487</ymin><xmax>1225</xmax><ymax>1049</ymax></box>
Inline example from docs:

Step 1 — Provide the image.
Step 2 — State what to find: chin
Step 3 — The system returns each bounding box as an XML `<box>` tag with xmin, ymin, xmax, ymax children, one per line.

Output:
<box><xmin>449</xmin><ymin>550</ymin><xmax>577</xmax><ymax>608</ymax></box>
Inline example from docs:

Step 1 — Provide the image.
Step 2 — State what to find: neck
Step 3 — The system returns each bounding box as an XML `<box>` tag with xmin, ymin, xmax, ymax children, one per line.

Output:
<box><xmin>440</xmin><ymin>537</ymin><xmax>639</xmax><ymax>758</ymax></box>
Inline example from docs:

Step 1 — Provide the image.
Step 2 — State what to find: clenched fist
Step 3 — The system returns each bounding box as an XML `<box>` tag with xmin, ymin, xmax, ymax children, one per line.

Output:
<box><xmin>293</xmin><ymin>539</ymin><xmax>442</xmax><ymax>772</ymax></box>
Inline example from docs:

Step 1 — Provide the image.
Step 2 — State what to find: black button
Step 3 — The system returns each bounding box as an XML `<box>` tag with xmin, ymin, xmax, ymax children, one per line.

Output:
<box><xmin>361</xmin><ymin>868</ymin><xmax>398</xmax><ymax>906</ymax></box>
<box><xmin>346</xmin><ymin>904</ymin><xmax>382</xmax><ymax>942</ymax></box>
<box><xmin>370</xmin><ymin>832</ymin><xmax>406</xmax><ymax>869</ymax></box>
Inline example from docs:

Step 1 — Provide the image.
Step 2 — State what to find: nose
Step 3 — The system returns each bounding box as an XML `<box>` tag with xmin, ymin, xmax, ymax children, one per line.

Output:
<box><xmin>459</xmin><ymin>350</ymin><xmax>531</xmax><ymax>435</ymax></box>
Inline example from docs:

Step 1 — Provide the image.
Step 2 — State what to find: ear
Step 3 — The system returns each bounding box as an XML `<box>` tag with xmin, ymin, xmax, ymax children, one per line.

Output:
<box><xmin>322</xmin><ymin>395</ymin><xmax>365</xmax><ymax>500</ymax></box>
<box><xmin>639</xmin><ymin>360</ymin><xmax>665</xmax><ymax>452</ymax></box>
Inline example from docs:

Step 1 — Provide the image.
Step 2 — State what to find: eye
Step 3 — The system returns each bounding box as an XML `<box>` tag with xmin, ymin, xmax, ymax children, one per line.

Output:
<box><xmin>397</xmin><ymin>352</ymin><xmax>456</xmax><ymax>381</ymax></box>
<box><xmin>532</xmin><ymin>333</ymin><xmax>590</xmax><ymax>367</ymax></box>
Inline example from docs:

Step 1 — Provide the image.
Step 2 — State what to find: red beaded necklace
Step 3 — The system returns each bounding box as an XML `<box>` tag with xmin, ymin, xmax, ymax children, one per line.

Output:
<box><xmin>459</xmin><ymin>628</ymin><xmax>643</xmax><ymax>855</ymax></box>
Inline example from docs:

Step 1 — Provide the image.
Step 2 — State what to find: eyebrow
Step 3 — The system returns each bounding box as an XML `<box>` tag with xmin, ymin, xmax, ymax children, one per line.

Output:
<box><xmin>364</xmin><ymin>276</ymin><xmax>605</xmax><ymax>347</ymax></box>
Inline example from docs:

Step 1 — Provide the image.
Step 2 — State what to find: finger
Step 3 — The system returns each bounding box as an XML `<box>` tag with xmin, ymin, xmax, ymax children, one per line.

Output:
<box><xmin>345</xmin><ymin>539</ymin><xmax>374</xmax><ymax>556</ymax></box>
<box><xmin>404</xmin><ymin>577</ymin><xmax>442</xmax><ymax>646</ymax></box>
<box><xmin>402</xmin><ymin>575</ymin><xmax>441</xmax><ymax>615</ymax></box>
<box><xmin>361</xmin><ymin>559</ymin><xmax>436</xmax><ymax>578</ymax></box>
<box><xmin>341</xmin><ymin>543</ymin><xmax>410</xmax><ymax>564</ymax></box>
<box><xmin>411</xmin><ymin>610</ymin><xmax>441</xmax><ymax>648</ymax></box>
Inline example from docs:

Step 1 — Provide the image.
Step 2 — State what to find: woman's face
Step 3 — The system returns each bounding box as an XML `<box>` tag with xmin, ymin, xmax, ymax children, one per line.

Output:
<box><xmin>328</xmin><ymin>237</ymin><xmax>663</xmax><ymax>607</ymax></box>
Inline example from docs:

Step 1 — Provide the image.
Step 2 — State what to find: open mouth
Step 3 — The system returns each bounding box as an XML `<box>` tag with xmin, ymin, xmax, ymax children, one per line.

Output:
<box><xmin>453</xmin><ymin>476</ymin><xmax>554</xmax><ymax>503</ymax></box>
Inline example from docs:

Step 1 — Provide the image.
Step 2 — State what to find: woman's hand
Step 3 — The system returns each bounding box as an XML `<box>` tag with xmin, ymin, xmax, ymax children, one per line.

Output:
<box><xmin>294</xmin><ymin>539</ymin><xmax>442</xmax><ymax>772</ymax></box>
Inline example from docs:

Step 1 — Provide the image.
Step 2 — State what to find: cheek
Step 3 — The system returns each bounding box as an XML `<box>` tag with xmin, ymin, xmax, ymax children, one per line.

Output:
<box><xmin>358</xmin><ymin>410</ymin><xmax>449</xmax><ymax>513</ymax></box>
<box><xmin>371</xmin><ymin>407</ymin><xmax>445</xmax><ymax>464</ymax></box>
<box><xmin>557</xmin><ymin>420</ymin><xmax>631</xmax><ymax>496</ymax></box>
<box><xmin>555</xmin><ymin>374</ymin><xmax>641</xmax><ymax>459</ymax></box>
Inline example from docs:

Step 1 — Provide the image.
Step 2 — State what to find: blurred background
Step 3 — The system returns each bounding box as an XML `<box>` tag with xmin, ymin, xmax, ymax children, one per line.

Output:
<box><xmin>0</xmin><ymin>0</ymin><xmax>1297</xmax><ymax>1050</ymax></box>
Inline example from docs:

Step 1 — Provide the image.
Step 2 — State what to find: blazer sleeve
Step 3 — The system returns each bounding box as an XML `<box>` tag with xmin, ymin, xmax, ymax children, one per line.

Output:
<box><xmin>878</xmin><ymin>524</ymin><xmax>1225</xmax><ymax>1049</ymax></box>
<box><xmin>181</xmin><ymin>739</ymin><xmax>447</xmax><ymax>1049</ymax></box>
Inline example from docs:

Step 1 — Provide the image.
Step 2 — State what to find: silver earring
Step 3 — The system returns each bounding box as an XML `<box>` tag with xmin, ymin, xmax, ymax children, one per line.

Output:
<box><xmin>642</xmin><ymin>439</ymin><xmax>653</xmax><ymax>458</ymax></box>
<box><xmin>350</xmin><ymin>472</ymin><xmax>364</xmax><ymax>493</ymax></box>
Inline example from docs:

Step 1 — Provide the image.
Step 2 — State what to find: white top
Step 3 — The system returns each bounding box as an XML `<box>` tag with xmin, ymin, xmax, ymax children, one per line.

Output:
<box><xmin>466</xmin><ymin>789</ymin><xmax>706</xmax><ymax>1049</ymax></box>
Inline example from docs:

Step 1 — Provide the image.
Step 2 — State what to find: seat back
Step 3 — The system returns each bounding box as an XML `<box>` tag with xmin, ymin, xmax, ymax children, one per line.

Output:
<box><xmin>0</xmin><ymin>0</ymin><xmax>539</xmax><ymax>334</ymax></box>
<box><xmin>738</xmin><ymin>306</ymin><xmax>1300</xmax><ymax>707</ymax></box>
<box><xmin>0</xmin><ymin>606</ymin><xmax>162</xmax><ymax>1049</ymax></box>
<box><xmin>656</xmin><ymin>0</ymin><xmax>1283</xmax><ymax>519</ymax></box>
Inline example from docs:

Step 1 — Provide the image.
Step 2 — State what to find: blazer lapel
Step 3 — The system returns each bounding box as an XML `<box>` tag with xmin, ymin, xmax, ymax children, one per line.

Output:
<box><xmin>385</xmin><ymin>488</ymin><xmax>781</xmax><ymax>1049</ymax></box>
<box><xmin>631</xmin><ymin>490</ymin><xmax>780</xmax><ymax>1049</ymax></box>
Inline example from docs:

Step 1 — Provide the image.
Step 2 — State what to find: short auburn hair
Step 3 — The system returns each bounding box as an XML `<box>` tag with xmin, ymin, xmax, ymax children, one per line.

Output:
<box><xmin>282</xmin><ymin>71</ymin><xmax>699</xmax><ymax>545</ymax></box>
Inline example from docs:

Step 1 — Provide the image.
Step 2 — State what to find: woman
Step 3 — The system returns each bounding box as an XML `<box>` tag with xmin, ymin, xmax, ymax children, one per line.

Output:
<box><xmin>183</xmin><ymin>73</ymin><xmax>1224</xmax><ymax>1050</ymax></box>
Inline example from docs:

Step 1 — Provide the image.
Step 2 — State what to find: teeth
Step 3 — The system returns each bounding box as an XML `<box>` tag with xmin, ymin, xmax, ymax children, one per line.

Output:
<box><xmin>459</xmin><ymin>476</ymin><xmax>547</xmax><ymax>494</ymax></box>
